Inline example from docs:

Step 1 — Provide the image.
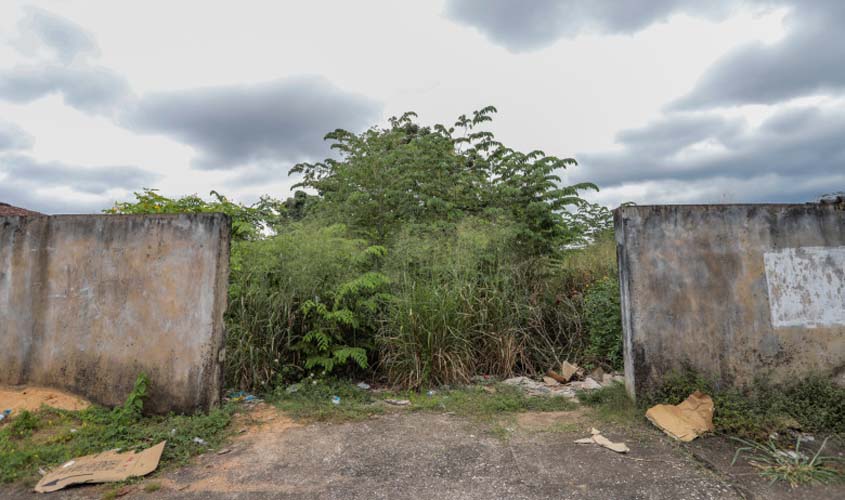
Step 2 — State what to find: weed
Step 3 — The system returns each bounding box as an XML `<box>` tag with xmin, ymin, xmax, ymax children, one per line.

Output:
<box><xmin>143</xmin><ymin>481</ymin><xmax>162</xmax><ymax>492</ymax></box>
<box><xmin>731</xmin><ymin>436</ymin><xmax>844</xmax><ymax>487</ymax></box>
<box><xmin>271</xmin><ymin>378</ymin><xmax>383</xmax><ymax>422</ymax></box>
<box><xmin>0</xmin><ymin>375</ymin><xmax>235</xmax><ymax>485</ymax></box>
<box><xmin>646</xmin><ymin>370</ymin><xmax>845</xmax><ymax>438</ymax></box>
<box><xmin>578</xmin><ymin>383</ymin><xmax>641</xmax><ymax>426</ymax></box>
<box><xmin>270</xmin><ymin>379</ymin><xmax>577</xmax><ymax>423</ymax></box>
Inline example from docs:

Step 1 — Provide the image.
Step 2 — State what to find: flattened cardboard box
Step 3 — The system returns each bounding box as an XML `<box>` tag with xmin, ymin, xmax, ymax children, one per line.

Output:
<box><xmin>35</xmin><ymin>441</ymin><xmax>165</xmax><ymax>493</ymax></box>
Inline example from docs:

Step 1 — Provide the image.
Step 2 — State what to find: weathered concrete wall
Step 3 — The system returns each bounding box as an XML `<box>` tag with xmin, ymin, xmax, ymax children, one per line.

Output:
<box><xmin>0</xmin><ymin>214</ymin><xmax>230</xmax><ymax>413</ymax></box>
<box><xmin>615</xmin><ymin>204</ymin><xmax>845</xmax><ymax>400</ymax></box>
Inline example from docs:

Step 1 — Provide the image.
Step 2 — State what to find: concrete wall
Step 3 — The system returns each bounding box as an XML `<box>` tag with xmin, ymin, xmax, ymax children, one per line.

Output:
<box><xmin>615</xmin><ymin>204</ymin><xmax>845</xmax><ymax>400</ymax></box>
<box><xmin>0</xmin><ymin>214</ymin><xmax>230</xmax><ymax>414</ymax></box>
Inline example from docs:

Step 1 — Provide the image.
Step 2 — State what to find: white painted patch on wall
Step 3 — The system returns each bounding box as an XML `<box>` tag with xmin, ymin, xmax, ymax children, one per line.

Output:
<box><xmin>764</xmin><ymin>246</ymin><xmax>845</xmax><ymax>328</ymax></box>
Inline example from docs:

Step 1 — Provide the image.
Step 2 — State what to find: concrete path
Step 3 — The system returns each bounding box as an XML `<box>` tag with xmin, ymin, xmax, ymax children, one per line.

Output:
<box><xmin>3</xmin><ymin>405</ymin><xmax>841</xmax><ymax>499</ymax></box>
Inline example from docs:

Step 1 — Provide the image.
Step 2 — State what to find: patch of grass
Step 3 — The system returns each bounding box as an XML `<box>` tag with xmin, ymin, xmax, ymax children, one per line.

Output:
<box><xmin>578</xmin><ymin>382</ymin><xmax>641</xmax><ymax>426</ymax></box>
<box><xmin>271</xmin><ymin>378</ymin><xmax>384</xmax><ymax>422</ymax></box>
<box><xmin>645</xmin><ymin>371</ymin><xmax>845</xmax><ymax>438</ymax></box>
<box><xmin>143</xmin><ymin>481</ymin><xmax>162</xmax><ymax>492</ymax></box>
<box><xmin>0</xmin><ymin>376</ymin><xmax>236</xmax><ymax>485</ymax></box>
<box><xmin>270</xmin><ymin>379</ymin><xmax>578</xmax><ymax>423</ymax></box>
<box><xmin>401</xmin><ymin>384</ymin><xmax>578</xmax><ymax>417</ymax></box>
<box><xmin>731</xmin><ymin>436</ymin><xmax>844</xmax><ymax>487</ymax></box>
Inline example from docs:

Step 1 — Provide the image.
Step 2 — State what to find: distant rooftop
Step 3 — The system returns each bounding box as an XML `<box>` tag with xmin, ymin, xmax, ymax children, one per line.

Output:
<box><xmin>0</xmin><ymin>202</ymin><xmax>44</xmax><ymax>217</ymax></box>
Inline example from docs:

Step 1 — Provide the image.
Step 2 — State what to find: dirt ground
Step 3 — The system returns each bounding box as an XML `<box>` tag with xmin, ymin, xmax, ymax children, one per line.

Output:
<box><xmin>0</xmin><ymin>386</ymin><xmax>90</xmax><ymax>413</ymax></box>
<box><xmin>3</xmin><ymin>403</ymin><xmax>842</xmax><ymax>499</ymax></box>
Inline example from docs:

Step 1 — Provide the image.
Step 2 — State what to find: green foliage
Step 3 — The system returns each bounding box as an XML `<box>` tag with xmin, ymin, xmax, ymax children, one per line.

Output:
<box><xmin>115</xmin><ymin>373</ymin><xmax>149</xmax><ymax>423</ymax></box>
<box><xmin>0</xmin><ymin>378</ymin><xmax>234</xmax><ymax>485</ymax></box>
<box><xmin>226</xmin><ymin>224</ymin><xmax>391</xmax><ymax>388</ymax></box>
<box><xmin>731</xmin><ymin>436</ymin><xmax>844</xmax><ymax>487</ymax></box>
<box><xmin>583</xmin><ymin>276</ymin><xmax>623</xmax><ymax>370</ymax></box>
<box><xmin>578</xmin><ymin>382</ymin><xmax>640</xmax><ymax>426</ymax></box>
<box><xmin>646</xmin><ymin>371</ymin><xmax>845</xmax><ymax>438</ymax></box>
<box><xmin>292</xmin><ymin>107</ymin><xmax>598</xmax><ymax>253</ymax></box>
<box><xmin>105</xmin><ymin>188</ymin><xmax>300</xmax><ymax>240</ymax></box>
<box><xmin>272</xmin><ymin>378</ymin><xmax>383</xmax><ymax>422</ymax></box>
<box><xmin>108</xmin><ymin>107</ymin><xmax>622</xmax><ymax>393</ymax></box>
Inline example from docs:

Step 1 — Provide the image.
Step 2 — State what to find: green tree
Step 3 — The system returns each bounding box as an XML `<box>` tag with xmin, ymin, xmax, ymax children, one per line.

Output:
<box><xmin>291</xmin><ymin>107</ymin><xmax>598</xmax><ymax>254</ymax></box>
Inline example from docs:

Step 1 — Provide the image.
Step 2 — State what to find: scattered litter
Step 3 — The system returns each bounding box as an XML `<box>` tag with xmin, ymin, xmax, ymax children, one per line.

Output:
<box><xmin>798</xmin><ymin>433</ymin><xmax>815</xmax><ymax>443</ymax></box>
<box><xmin>356</xmin><ymin>382</ymin><xmax>371</xmax><ymax>390</ymax></box>
<box><xmin>69</xmin><ymin>428</ymin><xmax>77</xmax><ymax>434</ymax></box>
<box><xmin>570</xmin><ymin>377</ymin><xmax>602</xmax><ymax>391</ymax></box>
<box><xmin>645</xmin><ymin>391</ymin><xmax>715</xmax><ymax>442</ymax></box>
<box><xmin>385</xmin><ymin>399</ymin><xmax>411</xmax><ymax>406</ymax></box>
<box><xmin>170</xmin><ymin>428</ymin><xmax>177</xmax><ymax>436</ymax></box>
<box><xmin>0</xmin><ymin>409</ymin><xmax>11</xmax><ymax>422</ymax></box>
<box><xmin>192</xmin><ymin>437</ymin><xmax>208</xmax><ymax>446</ymax></box>
<box><xmin>542</xmin><ymin>376</ymin><xmax>560</xmax><ymax>386</ymax></box>
<box><xmin>331</xmin><ymin>396</ymin><xmax>341</xmax><ymax>405</ymax></box>
<box><xmin>504</xmin><ymin>377</ymin><xmax>552</xmax><ymax>396</ymax></box>
<box><xmin>227</xmin><ymin>391</ymin><xmax>261</xmax><ymax>404</ymax></box>
<box><xmin>426</xmin><ymin>390</ymin><xmax>436</xmax><ymax>397</ymax></box>
<box><xmin>38</xmin><ymin>468</ymin><xmax>47</xmax><ymax>476</ymax></box>
<box><xmin>560</xmin><ymin>361</ymin><xmax>582</xmax><ymax>381</ymax></box>
<box><xmin>34</xmin><ymin>441</ymin><xmax>166</xmax><ymax>493</ymax></box>
<box><xmin>285</xmin><ymin>384</ymin><xmax>301</xmax><ymax>394</ymax></box>
<box><xmin>574</xmin><ymin>427</ymin><xmax>630</xmax><ymax>454</ymax></box>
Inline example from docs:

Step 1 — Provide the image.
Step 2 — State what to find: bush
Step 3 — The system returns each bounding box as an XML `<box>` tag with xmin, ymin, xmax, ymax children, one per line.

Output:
<box><xmin>583</xmin><ymin>275</ymin><xmax>623</xmax><ymax>370</ymax></box>
<box><xmin>225</xmin><ymin>223</ymin><xmax>380</xmax><ymax>389</ymax></box>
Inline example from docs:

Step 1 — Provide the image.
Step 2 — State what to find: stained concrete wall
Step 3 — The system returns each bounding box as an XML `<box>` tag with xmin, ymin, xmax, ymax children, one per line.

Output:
<box><xmin>615</xmin><ymin>204</ymin><xmax>845</xmax><ymax>400</ymax></box>
<box><xmin>0</xmin><ymin>214</ymin><xmax>230</xmax><ymax>413</ymax></box>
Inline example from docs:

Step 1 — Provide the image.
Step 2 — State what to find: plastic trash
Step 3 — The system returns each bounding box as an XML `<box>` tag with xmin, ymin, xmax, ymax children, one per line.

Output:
<box><xmin>0</xmin><ymin>409</ymin><xmax>11</xmax><ymax>422</ymax></box>
<box><xmin>356</xmin><ymin>382</ymin><xmax>371</xmax><ymax>390</ymax></box>
<box><xmin>331</xmin><ymin>396</ymin><xmax>341</xmax><ymax>405</ymax></box>
<box><xmin>426</xmin><ymin>390</ymin><xmax>436</xmax><ymax>397</ymax></box>
<box><xmin>285</xmin><ymin>384</ymin><xmax>301</xmax><ymax>394</ymax></box>
<box><xmin>192</xmin><ymin>437</ymin><xmax>208</xmax><ymax>446</ymax></box>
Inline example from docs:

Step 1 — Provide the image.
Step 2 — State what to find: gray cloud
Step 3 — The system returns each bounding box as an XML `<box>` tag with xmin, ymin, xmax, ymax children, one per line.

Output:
<box><xmin>0</xmin><ymin>154</ymin><xmax>157</xmax><ymax>195</ymax></box>
<box><xmin>444</xmin><ymin>0</ymin><xmax>732</xmax><ymax>52</ymax></box>
<box><xmin>14</xmin><ymin>6</ymin><xmax>99</xmax><ymax>62</ymax></box>
<box><xmin>0</xmin><ymin>121</ymin><xmax>34</xmax><ymax>151</ymax></box>
<box><xmin>673</xmin><ymin>2</ymin><xmax>845</xmax><ymax>109</ymax></box>
<box><xmin>123</xmin><ymin>76</ymin><xmax>382</xmax><ymax>170</ymax></box>
<box><xmin>0</xmin><ymin>8</ymin><xmax>130</xmax><ymax>115</ymax></box>
<box><xmin>0</xmin><ymin>63</ymin><xmax>131</xmax><ymax>115</ymax></box>
<box><xmin>574</xmin><ymin>103</ymin><xmax>845</xmax><ymax>203</ymax></box>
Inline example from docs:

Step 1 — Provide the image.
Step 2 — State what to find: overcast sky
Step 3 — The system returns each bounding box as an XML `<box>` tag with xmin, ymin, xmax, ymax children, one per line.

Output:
<box><xmin>0</xmin><ymin>0</ymin><xmax>842</xmax><ymax>213</ymax></box>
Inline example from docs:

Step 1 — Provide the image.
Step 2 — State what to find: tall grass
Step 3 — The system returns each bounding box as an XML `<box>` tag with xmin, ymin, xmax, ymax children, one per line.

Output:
<box><xmin>225</xmin><ymin>219</ymin><xmax>622</xmax><ymax>391</ymax></box>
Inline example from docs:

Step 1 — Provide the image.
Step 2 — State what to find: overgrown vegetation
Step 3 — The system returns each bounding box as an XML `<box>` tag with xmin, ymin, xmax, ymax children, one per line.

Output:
<box><xmin>109</xmin><ymin>107</ymin><xmax>621</xmax><ymax>391</ymax></box>
<box><xmin>732</xmin><ymin>436</ymin><xmax>843</xmax><ymax>487</ymax></box>
<box><xmin>646</xmin><ymin>371</ymin><xmax>845</xmax><ymax>438</ymax></box>
<box><xmin>0</xmin><ymin>376</ymin><xmax>234</xmax><ymax>485</ymax></box>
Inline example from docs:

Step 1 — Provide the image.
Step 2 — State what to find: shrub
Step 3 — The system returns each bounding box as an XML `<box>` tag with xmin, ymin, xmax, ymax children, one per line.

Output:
<box><xmin>583</xmin><ymin>275</ymin><xmax>623</xmax><ymax>370</ymax></box>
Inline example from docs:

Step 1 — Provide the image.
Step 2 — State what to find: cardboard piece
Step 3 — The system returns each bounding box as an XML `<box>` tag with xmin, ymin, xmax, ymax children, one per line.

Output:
<box><xmin>574</xmin><ymin>427</ymin><xmax>630</xmax><ymax>453</ymax></box>
<box><xmin>35</xmin><ymin>441</ymin><xmax>166</xmax><ymax>493</ymax></box>
<box><xmin>560</xmin><ymin>361</ymin><xmax>580</xmax><ymax>382</ymax></box>
<box><xmin>645</xmin><ymin>391</ymin><xmax>715</xmax><ymax>442</ymax></box>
